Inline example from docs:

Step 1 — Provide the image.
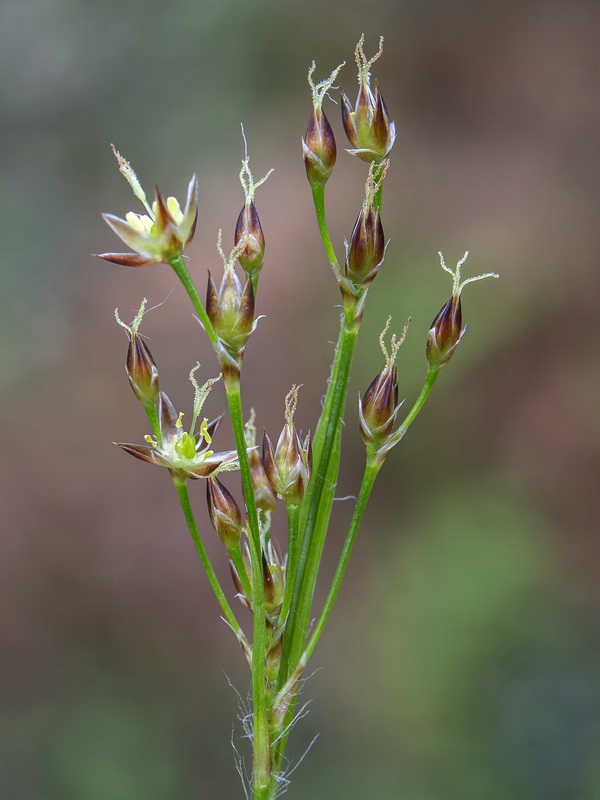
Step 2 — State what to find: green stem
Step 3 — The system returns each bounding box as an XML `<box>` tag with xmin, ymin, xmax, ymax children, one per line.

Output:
<box><xmin>280</xmin><ymin>503</ymin><xmax>300</xmax><ymax>623</ymax></box>
<box><xmin>302</xmin><ymin>460</ymin><xmax>379</xmax><ymax>665</ymax></box>
<box><xmin>387</xmin><ymin>368</ymin><xmax>440</xmax><ymax>449</ymax></box>
<box><xmin>273</xmin><ymin>367</ymin><xmax>441</xmax><ymax>778</ymax></box>
<box><xmin>169</xmin><ymin>255</ymin><xmax>218</xmax><ymax>345</ymax></box>
<box><xmin>173</xmin><ymin>478</ymin><xmax>244</xmax><ymax>637</ymax></box>
<box><xmin>310</xmin><ymin>182</ymin><xmax>340</xmax><ymax>270</ymax></box>
<box><xmin>169</xmin><ymin>253</ymin><xmax>270</xmax><ymax>798</ymax></box>
<box><xmin>305</xmin><ymin>368</ymin><xmax>441</xmax><ymax>663</ymax></box>
<box><xmin>279</xmin><ymin>316</ymin><xmax>358</xmax><ymax>685</ymax></box>
<box><xmin>224</xmin><ymin>381</ymin><xmax>270</xmax><ymax>798</ymax></box>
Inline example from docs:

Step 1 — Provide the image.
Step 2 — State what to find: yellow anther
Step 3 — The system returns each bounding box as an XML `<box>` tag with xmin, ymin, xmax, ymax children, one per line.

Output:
<box><xmin>200</xmin><ymin>417</ymin><xmax>212</xmax><ymax>445</ymax></box>
<box><xmin>166</xmin><ymin>196</ymin><xmax>183</xmax><ymax>223</ymax></box>
<box><xmin>144</xmin><ymin>434</ymin><xmax>158</xmax><ymax>446</ymax></box>
<box><xmin>126</xmin><ymin>212</ymin><xmax>153</xmax><ymax>232</ymax></box>
<box><xmin>176</xmin><ymin>412</ymin><xmax>185</xmax><ymax>429</ymax></box>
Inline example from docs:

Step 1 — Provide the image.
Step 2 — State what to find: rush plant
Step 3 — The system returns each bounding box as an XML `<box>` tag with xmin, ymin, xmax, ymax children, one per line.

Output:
<box><xmin>96</xmin><ymin>35</ymin><xmax>497</xmax><ymax>799</ymax></box>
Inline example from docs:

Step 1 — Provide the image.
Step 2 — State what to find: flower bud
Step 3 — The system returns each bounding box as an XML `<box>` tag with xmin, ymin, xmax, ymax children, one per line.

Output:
<box><xmin>302</xmin><ymin>60</ymin><xmax>344</xmax><ymax>186</ymax></box>
<box><xmin>341</xmin><ymin>36</ymin><xmax>396</xmax><ymax>163</ymax></box>
<box><xmin>206</xmin><ymin>264</ymin><xmax>255</xmax><ymax>360</ymax></box>
<box><xmin>426</xmin><ymin>251</ymin><xmax>499</xmax><ymax>370</ymax></box>
<box><xmin>359</xmin><ymin>365</ymin><xmax>398</xmax><ymax>448</ymax></box>
<box><xmin>346</xmin><ymin>201</ymin><xmax>385</xmax><ymax>284</ymax></box>
<box><xmin>262</xmin><ymin>543</ymin><xmax>285</xmax><ymax>615</ymax></box>
<box><xmin>303</xmin><ymin>107</ymin><xmax>337</xmax><ymax>185</ymax></box>
<box><xmin>262</xmin><ymin>386</ymin><xmax>311</xmax><ymax>506</ymax></box>
<box><xmin>345</xmin><ymin>161</ymin><xmax>387</xmax><ymax>286</ymax></box>
<box><xmin>126</xmin><ymin>333</ymin><xmax>159</xmax><ymax>406</ymax></box>
<box><xmin>207</xmin><ymin>477</ymin><xmax>243</xmax><ymax>549</ymax></box>
<box><xmin>234</xmin><ymin>199</ymin><xmax>265</xmax><ymax>277</ymax></box>
<box><xmin>245</xmin><ymin>411</ymin><xmax>277</xmax><ymax>512</ymax></box>
<box><xmin>249</xmin><ymin>446</ymin><xmax>277</xmax><ymax>512</ymax></box>
<box><xmin>426</xmin><ymin>294</ymin><xmax>463</xmax><ymax>370</ymax></box>
<box><xmin>359</xmin><ymin>316</ymin><xmax>408</xmax><ymax>451</ymax></box>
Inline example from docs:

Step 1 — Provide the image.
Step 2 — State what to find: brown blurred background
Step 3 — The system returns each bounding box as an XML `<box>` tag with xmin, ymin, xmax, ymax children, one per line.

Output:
<box><xmin>1</xmin><ymin>0</ymin><xmax>598</xmax><ymax>798</ymax></box>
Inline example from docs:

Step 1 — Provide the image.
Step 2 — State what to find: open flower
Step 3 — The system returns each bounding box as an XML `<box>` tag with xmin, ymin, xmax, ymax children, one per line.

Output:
<box><xmin>117</xmin><ymin>366</ymin><xmax>242</xmax><ymax>481</ymax></box>
<box><xmin>96</xmin><ymin>146</ymin><xmax>198</xmax><ymax>267</ymax></box>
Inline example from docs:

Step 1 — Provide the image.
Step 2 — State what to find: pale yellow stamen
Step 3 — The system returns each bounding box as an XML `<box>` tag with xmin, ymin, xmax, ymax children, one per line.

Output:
<box><xmin>166</xmin><ymin>196</ymin><xmax>183</xmax><ymax>224</ymax></box>
<box><xmin>126</xmin><ymin>212</ymin><xmax>153</xmax><ymax>233</ymax></box>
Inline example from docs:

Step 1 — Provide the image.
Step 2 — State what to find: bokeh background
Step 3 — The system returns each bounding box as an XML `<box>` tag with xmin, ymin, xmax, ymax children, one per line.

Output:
<box><xmin>1</xmin><ymin>0</ymin><xmax>598</xmax><ymax>798</ymax></box>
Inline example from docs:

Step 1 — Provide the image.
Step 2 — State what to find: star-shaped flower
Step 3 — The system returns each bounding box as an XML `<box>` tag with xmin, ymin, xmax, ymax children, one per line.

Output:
<box><xmin>117</xmin><ymin>366</ymin><xmax>243</xmax><ymax>481</ymax></box>
<box><xmin>96</xmin><ymin>146</ymin><xmax>198</xmax><ymax>267</ymax></box>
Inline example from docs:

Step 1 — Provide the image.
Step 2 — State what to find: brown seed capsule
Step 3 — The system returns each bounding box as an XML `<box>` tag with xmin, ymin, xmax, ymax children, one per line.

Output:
<box><xmin>303</xmin><ymin>107</ymin><xmax>337</xmax><ymax>185</ymax></box>
<box><xmin>426</xmin><ymin>294</ymin><xmax>463</xmax><ymax>370</ymax></box>
<box><xmin>126</xmin><ymin>333</ymin><xmax>159</xmax><ymax>406</ymax></box>
<box><xmin>207</xmin><ymin>477</ymin><xmax>243</xmax><ymax>549</ymax></box>
<box><xmin>234</xmin><ymin>200</ymin><xmax>265</xmax><ymax>277</ymax></box>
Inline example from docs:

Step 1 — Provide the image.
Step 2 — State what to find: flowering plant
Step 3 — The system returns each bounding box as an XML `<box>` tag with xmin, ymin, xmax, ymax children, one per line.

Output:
<box><xmin>97</xmin><ymin>36</ymin><xmax>496</xmax><ymax>799</ymax></box>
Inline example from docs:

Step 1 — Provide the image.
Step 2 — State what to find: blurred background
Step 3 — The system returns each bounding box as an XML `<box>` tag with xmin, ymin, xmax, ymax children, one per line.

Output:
<box><xmin>1</xmin><ymin>0</ymin><xmax>598</xmax><ymax>797</ymax></box>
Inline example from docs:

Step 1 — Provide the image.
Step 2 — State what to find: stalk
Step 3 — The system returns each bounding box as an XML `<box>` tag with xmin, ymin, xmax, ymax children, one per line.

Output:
<box><xmin>280</xmin><ymin>503</ymin><xmax>300</xmax><ymax>623</ymax></box>
<box><xmin>172</xmin><ymin>478</ymin><xmax>244</xmax><ymax>638</ymax></box>
<box><xmin>305</xmin><ymin>368</ymin><xmax>441</xmax><ymax>661</ymax></box>
<box><xmin>169</xmin><ymin>254</ymin><xmax>271</xmax><ymax>799</ymax></box>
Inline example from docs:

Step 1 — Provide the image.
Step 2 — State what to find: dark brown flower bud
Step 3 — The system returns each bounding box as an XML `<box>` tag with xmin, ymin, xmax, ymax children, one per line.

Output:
<box><xmin>234</xmin><ymin>200</ymin><xmax>265</xmax><ymax>277</ymax></box>
<box><xmin>359</xmin><ymin>316</ymin><xmax>409</xmax><ymax>453</ymax></box>
<box><xmin>302</xmin><ymin>107</ymin><xmax>337</xmax><ymax>185</ymax></box>
<box><xmin>249</xmin><ymin>446</ymin><xmax>277</xmax><ymax>512</ymax></box>
<box><xmin>425</xmin><ymin>251</ymin><xmax>498</xmax><ymax>370</ymax></box>
<box><xmin>126</xmin><ymin>333</ymin><xmax>159</xmax><ymax>406</ymax></box>
<box><xmin>207</xmin><ymin>478</ymin><xmax>243</xmax><ymax>549</ymax></box>
<box><xmin>262</xmin><ymin>387</ymin><xmax>311</xmax><ymax>506</ymax></box>
<box><xmin>206</xmin><ymin>267</ymin><xmax>255</xmax><ymax>359</ymax></box>
<box><xmin>346</xmin><ymin>202</ymin><xmax>385</xmax><ymax>285</ymax></box>
<box><xmin>359</xmin><ymin>364</ymin><xmax>399</xmax><ymax>449</ymax></box>
<box><xmin>426</xmin><ymin>293</ymin><xmax>463</xmax><ymax>370</ymax></box>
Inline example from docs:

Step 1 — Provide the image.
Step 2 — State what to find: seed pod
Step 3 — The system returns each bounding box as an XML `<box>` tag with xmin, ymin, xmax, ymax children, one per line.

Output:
<box><xmin>303</xmin><ymin>107</ymin><xmax>337</xmax><ymax>185</ymax></box>
<box><xmin>207</xmin><ymin>477</ymin><xmax>243</xmax><ymax>549</ymax></box>
<box><xmin>126</xmin><ymin>333</ymin><xmax>159</xmax><ymax>406</ymax></box>
<box><xmin>234</xmin><ymin>200</ymin><xmax>265</xmax><ymax>278</ymax></box>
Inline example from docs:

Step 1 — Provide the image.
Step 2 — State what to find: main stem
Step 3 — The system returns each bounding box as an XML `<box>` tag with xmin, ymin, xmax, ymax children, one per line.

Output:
<box><xmin>169</xmin><ymin>254</ymin><xmax>271</xmax><ymax>799</ymax></box>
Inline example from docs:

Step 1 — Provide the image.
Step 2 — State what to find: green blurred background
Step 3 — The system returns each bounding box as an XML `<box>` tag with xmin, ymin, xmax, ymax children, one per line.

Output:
<box><xmin>1</xmin><ymin>0</ymin><xmax>598</xmax><ymax>798</ymax></box>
